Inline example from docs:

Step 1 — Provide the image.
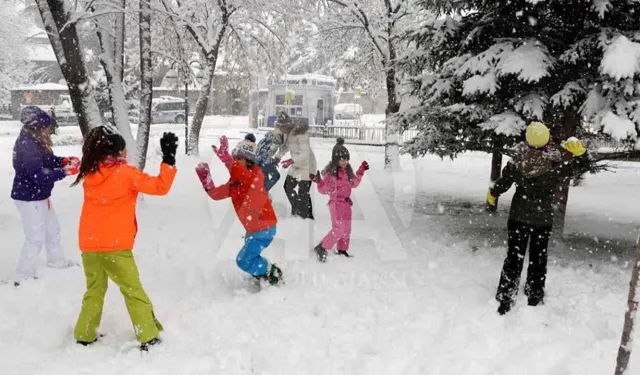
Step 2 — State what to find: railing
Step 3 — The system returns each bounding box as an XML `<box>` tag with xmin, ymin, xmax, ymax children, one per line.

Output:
<box><xmin>308</xmin><ymin>125</ymin><xmax>419</xmax><ymax>145</ymax></box>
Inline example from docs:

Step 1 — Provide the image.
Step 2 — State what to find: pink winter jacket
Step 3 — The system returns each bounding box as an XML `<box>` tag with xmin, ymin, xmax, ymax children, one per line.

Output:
<box><xmin>316</xmin><ymin>167</ymin><xmax>365</xmax><ymax>203</ymax></box>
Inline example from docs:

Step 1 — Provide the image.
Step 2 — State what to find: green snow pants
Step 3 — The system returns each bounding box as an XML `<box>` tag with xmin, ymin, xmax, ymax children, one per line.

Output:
<box><xmin>73</xmin><ymin>251</ymin><xmax>163</xmax><ymax>343</ymax></box>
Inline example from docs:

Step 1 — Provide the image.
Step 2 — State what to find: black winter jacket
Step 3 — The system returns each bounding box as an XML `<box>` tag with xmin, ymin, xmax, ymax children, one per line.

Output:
<box><xmin>490</xmin><ymin>144</ymin><xmax>588</xmax><ymax>227</ymax></box>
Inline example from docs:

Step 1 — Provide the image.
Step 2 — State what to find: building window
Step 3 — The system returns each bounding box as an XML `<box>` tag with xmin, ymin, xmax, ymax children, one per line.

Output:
<box><xmin>275</xmin><ymin>94</ymin><xmax>303</xmax><ymax>116</ymax></box>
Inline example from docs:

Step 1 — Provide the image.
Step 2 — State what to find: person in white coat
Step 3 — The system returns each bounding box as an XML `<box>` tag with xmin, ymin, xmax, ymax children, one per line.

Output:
<box><xmin>281</xmin><ymin>119</ymin><xmax>317</xmax><ymax>219</ymax></box>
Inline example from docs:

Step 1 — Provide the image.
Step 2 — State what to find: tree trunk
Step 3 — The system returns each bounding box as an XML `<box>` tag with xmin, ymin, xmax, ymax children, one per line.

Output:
<box><xmin>614</xmin><ymin>233</ymin><xmax>640</xmax><ymax>375</ymax></box>
<box><xmin>115</xmin><ymin>0</ymin><xmax>126</xmax><ymax>83</ymax></box>
<box><xmin>384</xmin><ymin>18</ymin><xmax>400</xmax><ymax>170</ymax></box>
<box><xmin>137</xmin><ymin>0</ymin><xmax>153</xmax><ymax>170</ymax></box>
<box><xmin>188</xmin><ymin>57</ymin><xmax>217</xmax><ymax>155</ymax></box>
<box><xmin>552</xmin><ymin>106</ymin><xmax>580</xmax><ymax>234</ymax></box>
<box><xmin>95</xmin><ymin>9</ymin><xmax>138</xmax><ymax>165</ymax></box>
<box><xmin>36</xmin><ymin>0</ymin><xmax>102</xmax><ymax>137</ymax></box>
<box><xmin>490</xmin><ymin>150</ymin><xmax>503</xmax><ymax>205</ymax></box>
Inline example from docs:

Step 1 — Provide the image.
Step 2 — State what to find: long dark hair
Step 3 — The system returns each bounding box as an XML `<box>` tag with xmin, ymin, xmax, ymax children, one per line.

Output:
<box><xmin>71</xmin><ymin>126</ymin><xmax>126</xmax><ymax>186</ymax></box>
<box><xmin>322</xmin><ymin>160</ymin><xmax>355</xmax><ymax>180</ymax></box>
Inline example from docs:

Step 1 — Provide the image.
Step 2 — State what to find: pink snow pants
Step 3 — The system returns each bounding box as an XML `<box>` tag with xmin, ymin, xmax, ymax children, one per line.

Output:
<box><xmin>321</xmin><ymin>200</ymin><xmax>352</xmax><ymax>251</ymax></box>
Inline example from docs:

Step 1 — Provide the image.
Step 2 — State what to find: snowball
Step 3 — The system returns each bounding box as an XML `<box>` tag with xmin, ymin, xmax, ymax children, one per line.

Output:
<box><xmin>600</xmin><ymin>35</ymin><xmax>640</xmax><ymax>80</ymax></box>
<box><xmin>601</xmin><ymin>111</ymin><xmax>638</xmax><ymax>140</ymax></box>
<box><xmin>497</xmin><ymin>40</ymin><xmax>553</xmax><ymax>82</ymax></box>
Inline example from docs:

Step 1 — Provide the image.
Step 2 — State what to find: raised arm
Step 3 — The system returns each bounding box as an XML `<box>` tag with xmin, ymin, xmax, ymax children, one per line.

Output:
<box><xmin>129</xmin><ymin>163</ymin><xmax>177</xmax><ymax>196</ymax></box>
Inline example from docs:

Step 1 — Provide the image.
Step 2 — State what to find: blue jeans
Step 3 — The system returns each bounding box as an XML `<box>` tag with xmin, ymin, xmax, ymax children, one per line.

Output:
<box><xmin>236</xmin><ymin>226</ymin><xmax>276</xmax><ymax>277</ymax></box>
<box><xmin>260</xmin><ymin>162</ymin><xmax>280</xmax><ymax>191</ymax></box>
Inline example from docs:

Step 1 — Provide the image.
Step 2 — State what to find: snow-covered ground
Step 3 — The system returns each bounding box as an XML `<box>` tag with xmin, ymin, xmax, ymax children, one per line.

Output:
<box><xmin>0</xmin><ymin>116</ymin><xmax>638</xmax><ymax>374</ymax></box>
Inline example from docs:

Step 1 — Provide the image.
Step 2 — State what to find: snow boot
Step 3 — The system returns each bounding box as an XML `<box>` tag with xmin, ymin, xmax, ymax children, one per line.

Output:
<box><xmin>140</xmin><ymin>337</ymin><xmax>162</xmax><ymax>352</ymax></box>
<box><xmin>497</xmin><ymin>301</ymin><xmax>512</xmax><ymax>315</ymax></box>
<box><xmin>266</xmin><ymin>264</ymin><xmax>283</xmax><ymax>286</ymax></box>
<box><xmin>76</xmin><ymin>333</ymin><xmax>106</xmax><ymax>347</ymax></box>
<box><xmin>528</xmin><ymin>296</ymin><xmax>544</xmax><ymax>307</ymax></box>
<box><xmin>337</xmin><ymin>250</ymin><xmax>352</xmax><ymax>258</ymax></box>
<box><xmin>314</xmin><ymin>244</ymin><xmax>327</xmax><ymax>263</ymax></box>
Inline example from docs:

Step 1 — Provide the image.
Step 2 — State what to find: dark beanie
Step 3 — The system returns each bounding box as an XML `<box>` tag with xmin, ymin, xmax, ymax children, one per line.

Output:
<box><xmin>21</xmin><ymin>106</ymin><xmax>52</xmax><ymax>130</ymax></box>
<box><xmin>244</xmin><ymin>133</ymin><xmax>256</xmax><ymax>143</ymax></box>
<box><xmin>94</xmin><ymin>126</ymin><xmax>126</xmax><ymax>155</ymax></box>
<box><xmin>332</xmin><ymin>137</ymin><xmax>350</xmax><ymax>163</ymax></box>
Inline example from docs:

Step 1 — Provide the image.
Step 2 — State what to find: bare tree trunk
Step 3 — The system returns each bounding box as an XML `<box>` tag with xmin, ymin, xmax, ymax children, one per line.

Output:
<box><xmin>552</xmin><ymin>106</ymin><xmax>580</xmax><ymax>234</ymax></box>
<box><xmin>188</xmin><ymin>57</ymin><xmax>217</xmax><ymax>155</ymax></box>
<box><xmin>384</xmin><ymin>14</ymin><xmax>400</xmax><ymax>170</ymax></box>
<box><xmin>490</xmin><ymin>150</ymin><xmax>503</xmax><ymax>205</ymax></box>
<box><xmin>35</xmin><ymin>0</ymin><xmax>102</xmax><ymax>137</ymax></box>
<box><xmin>614</xmin><ymin>233</ymin><xmax>640</xmax><ymax>375</ymax></box>
<box><xmin>95</xmin><ymin>8</ymin><xmax>138</xmax><ymax>165</ymax></box>
<box><xmin>115</xmin><ymin>0</ymin><xmax>126</xmax><ymax>83</ymax></box>
<box><xmin>137</xmin><ymin>0</ymin><xmax>153</xmax><ymax>170</ymax></box>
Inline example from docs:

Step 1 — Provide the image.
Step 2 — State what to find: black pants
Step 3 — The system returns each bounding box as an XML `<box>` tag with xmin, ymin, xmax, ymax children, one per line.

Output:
<box><xmin>284</xmin><ymin>175</ymin><xmax>313</xmax><ymax>219</ymax></box>
<box><xmin>496</xmin><ymin>220</ymin><xmax>551</xmax><ymax>304</ymax></box>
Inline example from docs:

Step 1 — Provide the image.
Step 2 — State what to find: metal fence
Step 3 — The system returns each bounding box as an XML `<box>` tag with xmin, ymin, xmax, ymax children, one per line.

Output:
<box><xmin>308</xmin><ymin>125</ymin><xmax>419</xmax><ymax>145</ymax></box>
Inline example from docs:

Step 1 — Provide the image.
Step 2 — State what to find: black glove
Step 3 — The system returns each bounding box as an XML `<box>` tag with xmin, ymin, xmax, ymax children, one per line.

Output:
<box><xmin>160</xmin><ymin>132</ymin><xmax>178</xmax><ymax>166</ymax></box>
<box><xmin>309</xmin><ymin>170</ymin><xmax>321</xmax><ymax>183</ymax></box>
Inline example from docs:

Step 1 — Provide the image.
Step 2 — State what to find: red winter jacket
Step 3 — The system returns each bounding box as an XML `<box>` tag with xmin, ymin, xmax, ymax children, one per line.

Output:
<box><xmin>206</xmin><ymin>160</ymin><xmax>277</xmax><ymax>233</ymax></box>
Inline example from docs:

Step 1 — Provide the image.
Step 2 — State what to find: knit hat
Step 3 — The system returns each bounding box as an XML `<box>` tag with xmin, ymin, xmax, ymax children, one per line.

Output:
<box><xmin>21</xmin><ymin>106</ymin><xmax>52</xmax><ymax>130</ymax></box>
<box><xmin>232</xmin><ymin>139</ymin><xmax>257</xmax><ymax>163</ymax></box>
<box><xmin>526</xmin><ymin>121</ymin><xmax>550</xmax><ymax>148</ymax></box>
<box><xmin>331</xmin><ymin>137</ymin><xmax>350</xmax><ymax>163</ymax></box>
<box><xmin>275</xmin><ymin>111</ymin><xmax>294</xmax><ymax>133</ymax></box>
<box><xmin>244</xmin><ymin>133</ymin><xmax>256</xmax><ymax>143</ymax></box>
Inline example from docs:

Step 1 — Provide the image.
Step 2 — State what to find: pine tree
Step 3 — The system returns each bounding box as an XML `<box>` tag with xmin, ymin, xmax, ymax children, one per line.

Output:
<box><xmin>395</xmin><ymin>0</ymin><xmax>640</xmax><ymax>227</ymax></box>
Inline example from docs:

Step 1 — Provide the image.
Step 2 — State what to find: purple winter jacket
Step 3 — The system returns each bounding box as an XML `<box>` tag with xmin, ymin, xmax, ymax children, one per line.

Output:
<box><xmin>11</xmin><ymin>129</ymin><xmax>66</xmax><ymax>201</ymax></box>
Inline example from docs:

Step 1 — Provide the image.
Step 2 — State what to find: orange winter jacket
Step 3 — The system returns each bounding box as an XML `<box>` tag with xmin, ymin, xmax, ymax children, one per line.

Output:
<box><xmin>206</xmin><ymin>160</ymin><xmax>277</xmax><ymax>233</ymax></box>
<box><xmin>78</xmin><ymin>159</ymin><xmax>177</xmax><ymax>252</ymax></box>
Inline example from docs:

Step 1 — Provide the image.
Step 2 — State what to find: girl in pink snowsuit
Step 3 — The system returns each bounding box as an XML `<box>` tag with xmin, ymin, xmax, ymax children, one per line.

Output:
<box><xmin>310</xmin><ymin>138</ymin><xmax>369</xmax><ymax>262</ymax></box>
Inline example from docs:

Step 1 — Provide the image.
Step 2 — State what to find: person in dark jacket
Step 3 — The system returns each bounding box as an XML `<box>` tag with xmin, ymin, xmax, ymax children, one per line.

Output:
<box><xmin>486</xmin><ymin>121</ymin><xmax>588</xmax><ymax>315</ymax></box>
<box><xmin>255</xmin><ymin>111</ymin><xmax>295</xmax><ymax>191</ymax></box>
<box><xmin>11</xmin><ymin>106</ymin><xmax>80</xmax><ymax>286</ymax></box>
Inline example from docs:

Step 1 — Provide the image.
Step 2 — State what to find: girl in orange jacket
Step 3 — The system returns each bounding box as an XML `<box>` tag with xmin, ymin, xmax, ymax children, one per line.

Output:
<box><xmin>195</xmin><ymin>135</ymin><xmax>283</xmax><ymax>286</ymax></box>
<box><xmin>71</xmin><ymin>126</ymin><xmax>178</xmax><ymax>351</ymax></box>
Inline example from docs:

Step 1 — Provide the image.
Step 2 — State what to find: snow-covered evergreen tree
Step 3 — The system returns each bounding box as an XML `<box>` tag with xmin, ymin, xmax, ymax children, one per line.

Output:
<box><xmin>397</xmin><ymin>0</ymin><xmax>640</xmax><ymax>159</ymax></box>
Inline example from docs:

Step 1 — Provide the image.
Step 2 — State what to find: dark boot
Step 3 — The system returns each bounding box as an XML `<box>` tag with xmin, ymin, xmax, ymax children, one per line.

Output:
<box><xmin>314</xmin><ymin>244</ymin><xmax>327</xmax><ymax>263</ymax></box>
<box><xmin>337</xmin><ymin>250</ymin><xmax>352</xmax><ymax>258</ymax></box>
<box><xmin>528</xmin><ymin>296</ymin><xmax>544</xmax><ymax>307</ymax></box>
<box><xmin>267</xmin><ymin>264</ymin><xmax>283</xmax><ymax>286</ymax></box>
<box><xmin>497</xmin><ymin>301</ymin><xmax>512</xmax><ymax>315</ymax></box>
<box><xmin>76</xmin><ymin>333</ymin><xmax>105</xmax><ymax>347</ymax></box>
<box><xmin>140</xmin><ymin>337</ymin><xmax>162</xmax><ymax>352</ymax></box>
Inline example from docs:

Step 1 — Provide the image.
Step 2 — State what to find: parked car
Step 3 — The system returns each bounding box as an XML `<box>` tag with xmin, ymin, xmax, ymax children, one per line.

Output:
<box><xmin>333</xmin><ymin>103</ymin><xmax>363</xmax><ymax>120</ymax></box>
<box><xmin>151</xmin><ymin>97</ymin><xmax>186</xmax><ymax>124</ymax></box>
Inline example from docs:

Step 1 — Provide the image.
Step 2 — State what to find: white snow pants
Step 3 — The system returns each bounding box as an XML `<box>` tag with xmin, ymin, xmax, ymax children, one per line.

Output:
<box><xmin>14</xmin><ymin>199</ymin><xmax>67</xmax><ymax>282</ymax></box>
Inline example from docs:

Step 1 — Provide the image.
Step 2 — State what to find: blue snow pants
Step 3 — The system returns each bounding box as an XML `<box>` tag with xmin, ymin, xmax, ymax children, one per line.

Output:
<box><xmin>260</xmin><ymin>162</ymin><xmax>280</xmax><ymax>191</ymax></box>
<box><xmin>236</xmin><ymin>226</ymin><xmax>276</xmax><ymax>277</ymax></box>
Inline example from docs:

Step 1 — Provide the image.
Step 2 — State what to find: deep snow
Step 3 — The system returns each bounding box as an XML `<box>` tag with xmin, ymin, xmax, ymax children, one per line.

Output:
<box><xmin>0</xmin><ymin>117</ymin><xmax>638</xmax><ymax>374</ymax></box>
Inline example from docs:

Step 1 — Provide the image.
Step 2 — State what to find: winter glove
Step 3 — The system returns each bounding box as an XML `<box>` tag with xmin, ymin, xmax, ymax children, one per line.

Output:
<box><xmin>212</xmin><ymin>136</ymin><xmax>232</xmax><ymax>166</ymax></box>
<box><xmin>486</xmin><ymin>191</ymin><xmax>497</xmax><ymax>212</ymax></box>
<box><xmin>195</xmin><ymin>162</ymin><xmax>214</xmax><ymax>191</ymax></box>
<box><xmin>272</xmin><ymin>157</ymin><xmax>281</xmax><ymax>165</ymax></box>
<box><xmin>281</xmin><ymin>159</ymin><xmax>294</xmax><ymax>168</ymax></box>
<box><xmin>356</xmin><ymin>161</ymin><xmax>369</xmax><ymax>174</ymax></box>
<box><xmin>561</xmin><ymin>138</ymin><xmax>586</xmax><ymax>157</ymax></box>
<box><xmin>309</xmin><ymin>170</ymin><xmax>321</xmax><ymax>183</ymax></box>
<box><xmin>61</xmin><ymin>156</ymin><xmax>80</xmax><ymax>167</ymax></box>
<box><xmin>160</xmin><ymin>132</ymin><xmax>179</xmax><ymax>166</ymax></box>
<box><xmin>64</xmin><ymin>163</ymin><xmax>79</xmax><ymax>176</ymax></box>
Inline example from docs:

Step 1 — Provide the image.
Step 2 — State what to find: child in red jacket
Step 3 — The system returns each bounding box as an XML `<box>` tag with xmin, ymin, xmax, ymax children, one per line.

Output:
<box><xmin>195</xmin><ymin>135</ymin><xmax>283</xmax><ymax>285</ymax></box>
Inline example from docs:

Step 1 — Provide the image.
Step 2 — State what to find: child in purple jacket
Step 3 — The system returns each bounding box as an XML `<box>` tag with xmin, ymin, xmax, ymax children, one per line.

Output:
<box><xmin>310</xmin><ymin>138</ymin><xmax>369</xmax><ymax>262</ymax></box>
<box><xmin>11</xmin><ymin>106</ymin><xmax>80</xmax><ymax>286</ymax></box>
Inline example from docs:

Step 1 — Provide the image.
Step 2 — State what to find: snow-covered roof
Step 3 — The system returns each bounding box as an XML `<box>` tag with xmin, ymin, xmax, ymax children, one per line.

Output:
<box><xmin>12</xmin><ymin>83</ymin><xmax>68</xmax><ymax>91</ymax></box>
<box><xmin>267</xmin><ymin>74</ymin><xmax>337</xmax><ymax>88</ymax></box>
<box><xmin>26</xmin><ymin>44</ymin><xmax>56</xmax><ymax>62</ymax></box>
